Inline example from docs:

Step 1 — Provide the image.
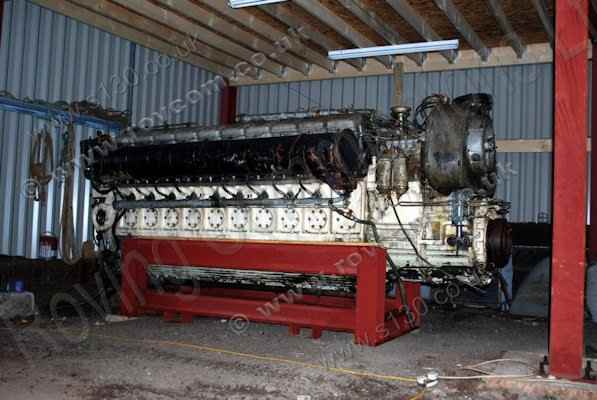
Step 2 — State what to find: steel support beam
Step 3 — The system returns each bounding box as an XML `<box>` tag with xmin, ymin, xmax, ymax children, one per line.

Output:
<box><xmin>487</xmin><ymin>0</ymin><xmax>526</xmax><ymax>58</ymax></box>
<box><xmin>293</xmin><ymin>0</ymin><xmax>393</xmax><ymax>69</ymax></box>
<box><xmin>433</xmin><ymin>0</ymin><xmax>490</xmax><ymax>60</ymax></box>
<box><xmin>219</xmin><ymin>83</ymin><xmax>238</xmax><ymax>126</ymax></box>
<box><xmin>384</xmin><ymin>0</ymin><xmax>457</xmax><ymax>62</ymax></box>
<box><xmin>550</xmin><ymin>0</ymin><xmax>589</xmax><ymax>380</ymax></box>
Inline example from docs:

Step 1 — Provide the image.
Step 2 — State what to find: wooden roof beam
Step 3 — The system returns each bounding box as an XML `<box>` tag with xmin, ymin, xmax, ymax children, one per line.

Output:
<box><xmin>293</xmin><ymin>0</ymin><xmax>394</xmax><ymax>69</ymax></box>
<box><xmin>195</xmin><ymin>0</ymin><xmax>334</xmax><ymax>74</ymax></box>
<box><xmin>156</xmin><ymin>0</ymin><xmax>312</xmax><ymax>76</ymax></box>
<box><xmin>134</xmin><ymin>0</ymin><xmax>288</xmax><ymax>77</ymax></box>
<box><xmin>259</xmin><ymin>3</ymin><xmax>365</xmax><ymax>72</ymax></box>
<box><xmin>530</xmin><ymin>0</ymin><xmax>554</xmax><ymax>46</ymax></box>
<box><xmin>487</xmin><ymin>0</ymin><xmax>526</xmax><ymax>58</ymax></box>
<box><xmin>384</xmin><ymin>0</ymin><xmax>457</xmax><ymax>63</ymax></box>
<box><xmin>433</xmin><ymin>0</ymin><xmax>490</xmax><ymax>61</ymax></box>
<box><xmin>29</xmin><ymin>0</ymin><xmax>235</xmax><ymax>78</ymax></box>
<box><xmin>336</xmin><ymin>0</ymin><xmax>425</xmax><ymax>66</ymax></box>
<box><xmin>233</xmin><ymin>43</ymin><xmax>554</xmax><ymax>86</ymax></box>
<box><xmin>107</xmin><ymin>0</ymin><xmax>260</xmax><ymax>79</ymax></box>
<box><xmin>90</xmin><ymin>0</ymin><xmax>260</xmax><ymax>79</ymax></box>
<box><xmin>100</xmin><ymin>0</ymin><xmax>285</xmax><ymax>78</ymax></box>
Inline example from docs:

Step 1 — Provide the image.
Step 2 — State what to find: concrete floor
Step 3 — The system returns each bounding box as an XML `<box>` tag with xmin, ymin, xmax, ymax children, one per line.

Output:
<box><xmin>1</xmin><ymin>308</ymin><xmax>597</xmax><ymax>400</ymax></box>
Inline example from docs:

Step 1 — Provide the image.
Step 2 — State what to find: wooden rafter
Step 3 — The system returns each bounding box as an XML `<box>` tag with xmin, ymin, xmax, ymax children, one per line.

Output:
<box><xmin>151</xmin><ymin>0</ymin><xmax>308</xmax><ymax>75</ymax></box>
<box><xmin>433</xmin><ymin>0</ymin><xmax>490</xmax><ymax>61</ymax></box>
<box><xmin>530</xmin><ymin>0</ymin><xmax>554</xmax><ymax>45</ymax></box>
<box><xmin>233</xmin><ymin>42</ymin><xmax>554</xmax><ymax>86</ymax></box>
<box><xmin>122</xmin><ymin>0</ymin><xmax>285</xmax><ymax>77</ymax></box>
<box><xmin>384</xmin><ymin>0</ymin><xmax>457</xmax><ymax>63</ymax></box>
<box><xmin>259</xmin><ymin>3</ymin><xmax>365</xmax><ymax>71</ymax></box>
<box><xmin>196</xmin><ymin>0</ymin><xmax>334</xmax><ymax>73</ymax></box>
<box><xmin>335</xmin><ymin>0</ymin><xmax>425</xmax><ymax>66</ymax></box>
<box><xmin>293</xmin><ymin>0</ymin><xmax>394</xmax><ymax>69</ymax></box>
<box><xmin>29</xmin><ymin>0</ymin><xmax>235</xmax><ymax>77</ymax></box>
<box><xmin>487</xmin><ymin>0</ymin><xmax>526</xmax><ymax>58</ymax></box>
<box><xmin>102</xmin><ymin>0</ymin><xmax>259</xmax><ymax>79</ymax></box>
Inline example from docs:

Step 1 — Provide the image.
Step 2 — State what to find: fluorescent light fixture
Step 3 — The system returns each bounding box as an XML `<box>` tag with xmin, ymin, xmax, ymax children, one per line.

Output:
<box><xmin>328</xmin><ymin>39</ymin><xmax>459</xmax><ymax>60</ymax></box>
<box><xmin>228</xmin><ymin>0</ymin><xmax>287</xmax><ymax>8</ymax></box>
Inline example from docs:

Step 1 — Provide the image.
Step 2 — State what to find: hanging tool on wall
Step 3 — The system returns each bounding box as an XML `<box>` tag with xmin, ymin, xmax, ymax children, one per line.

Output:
<box><xmin>59</xmin><ymin>112</ymin><xmax>79</xmax><ymax>264</ymax></box>
<box><xmin>29</xmin><ymin>126</ymin><xmax>54</xmax><ymax>203</ymax></box>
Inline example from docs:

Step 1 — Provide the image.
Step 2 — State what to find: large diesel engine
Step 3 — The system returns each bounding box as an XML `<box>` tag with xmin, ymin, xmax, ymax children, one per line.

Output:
<box><xmin>83</xmin><ymin>93</ymin><xmax>511</xmax><ymax>293</ymax></box>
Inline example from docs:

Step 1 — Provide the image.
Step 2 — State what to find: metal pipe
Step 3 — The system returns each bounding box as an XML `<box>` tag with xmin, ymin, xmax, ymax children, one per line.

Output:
<box><xmin>114</xmin><ymin>196</ymin><xmax>346</xmax><ymax>210</ymax></box>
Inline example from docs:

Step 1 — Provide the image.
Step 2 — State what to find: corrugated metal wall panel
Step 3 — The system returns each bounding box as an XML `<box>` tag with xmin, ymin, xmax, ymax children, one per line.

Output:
<box><xmin>131</xmin><ymin>45</ymin><xmax>221</xmax><ymax>128</ymax></box>
<box><xmin>495</xmin><ymin>152</ymin><xmax>553</xmax><ymax>222</ymax></box>
<box><xmin>238</xmin><ymin>64</ymin><xmax>554</xmax><ymax>140</ymax></box>
<box><xmin>0</xmin><ymin>0</ymin><xmax>131</xmax><ymax>258</ymax></box>
<box><xmin>0</xmin><ymin>0</ymin><xmax>220</xmax><ymax>257</ymax></box>
<box><xmin>237</xmin><ymin>64</ymin><xmax>556</xmax><ymax>222</ymax></box>
<box><xmin>237</xmin><ymin>75</ymin><xmax>395</xmax><ymax>116</ymax></box>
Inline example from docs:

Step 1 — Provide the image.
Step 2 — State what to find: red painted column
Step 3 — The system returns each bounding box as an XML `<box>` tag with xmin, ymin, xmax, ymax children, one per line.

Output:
<box><xmin>550</xmin><ymin>0</ymin><xmax>589</xmax><ymax>380</ymax></box>
<box><xmin>354</xmin><ymin>247</ymin><xmax>386</xmax><ymax>345</ymax></box>
<box><xmin>219</xmin><ymin>81</ymin><xmax>237</xmax><ymax>125</ymax></box>
<box><xmin>590</xmin><ymin>43</ymin><xmax>597</xmax><ymax>261</ymax></box>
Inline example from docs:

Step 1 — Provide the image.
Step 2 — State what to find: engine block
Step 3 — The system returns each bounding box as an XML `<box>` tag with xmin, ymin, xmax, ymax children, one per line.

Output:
<box><xmin>83</xmin><ymin>93</ymin><xmax>511</xmax><ymax>289</ymax></box>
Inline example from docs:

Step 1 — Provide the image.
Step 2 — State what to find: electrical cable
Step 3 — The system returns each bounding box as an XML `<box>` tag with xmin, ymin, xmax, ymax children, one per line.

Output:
<box><xmin>438</xmin><ymin>358</ymin><xmax>535</xmax><ymax>381</ymax></box>
<box><xmin>174</xmin><ymin>185</ymin><xmax>185</xmax><ymax>194</ymax></box>
<box><xmin>414</xmin><ymin>94</ymin><xmax>446</xmax><ymax>130</ymax></box>
<box><xmin>154</xmin><ymin>186</ymin><xmax>169</xmax><ymax>199</ymax></box>
<box><xmin>388</xmin><ymin>196</ymin><xmax>434</xmax><ymax>267</ymax></box>
<box><xmin>438</xmin><ymin>373</ymin><xmax>535</xmax><ymax>380</ymax></box>
<box><xmin>407</xmin><ymin>390</ymin><xmax>426</xmax><ymax>400</ymax></box>
<box><xmin>329</xmin><ymin>204</ymin><xmax>414</xmax><ymax>326</ymax></box>
<box><xmin>54</xmin><ymin>330</ymin><xmax>419</xmax><ymax>384</ymax></box>
<box><xmin>113</xmin><ymin>186</ymin><xmax>126</xmax><ymax>200</ymax></box>
<box><xmin>133</xmin><ymin>187</ymin><xmax>149</xmax><ymax>198</ymax></box>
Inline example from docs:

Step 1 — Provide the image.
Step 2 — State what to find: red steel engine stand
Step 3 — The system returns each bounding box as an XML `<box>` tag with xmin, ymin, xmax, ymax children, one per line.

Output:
<box><xmin>120</xmin><ymin>238</ymin><xmax>421</xmax><ymax>346</ymax></box>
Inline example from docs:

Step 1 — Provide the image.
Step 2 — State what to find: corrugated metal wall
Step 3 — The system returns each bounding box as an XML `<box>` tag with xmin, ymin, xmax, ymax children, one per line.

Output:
<box><xmin>131</xmin><ymin>45</ymin><xmax>221</xmax><ymax>127</ymax></box>
<box><xmin>0</xmin><ymin>0</ymin><xmax>220</xmax><ymax>257</ymax></box>
<box><xmin>0</xmin><ymin>0</ymin><xmax>574</xmax><ymax>253</ymax></box>
<box><xmin>238</xmin><ymin>64</ymin><xmax>556</xmax><ymax>222</ymax></box>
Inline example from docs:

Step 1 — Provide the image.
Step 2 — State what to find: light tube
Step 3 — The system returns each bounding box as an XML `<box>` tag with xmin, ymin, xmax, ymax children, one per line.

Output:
<box><xmin>228</xmin><ymin>0</ymin><xmax>287</xmax><ymax>8</ymax></box>
<box><xmin>328</xmin><ymin>39</ymin><xmax>459</xmax><ymax>60</ymax></box>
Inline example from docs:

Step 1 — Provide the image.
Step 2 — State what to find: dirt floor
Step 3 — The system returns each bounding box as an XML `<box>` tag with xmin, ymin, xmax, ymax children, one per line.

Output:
<box><xmin>1</xmin><ymin>308</ymin><xmax>597</xmax><ymax>400</ymax></box>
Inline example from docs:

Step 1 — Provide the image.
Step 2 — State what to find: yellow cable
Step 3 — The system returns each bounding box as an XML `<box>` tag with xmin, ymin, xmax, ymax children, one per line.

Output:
<box><xmin>407</xmin><ymin>389</ymin><xmax>426</xmax><ymax>400</ymax></box>
<box><xmin>79</xmin><ymin>331</ymin><xmax>418</xmax><ymax>384</ymax></box>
